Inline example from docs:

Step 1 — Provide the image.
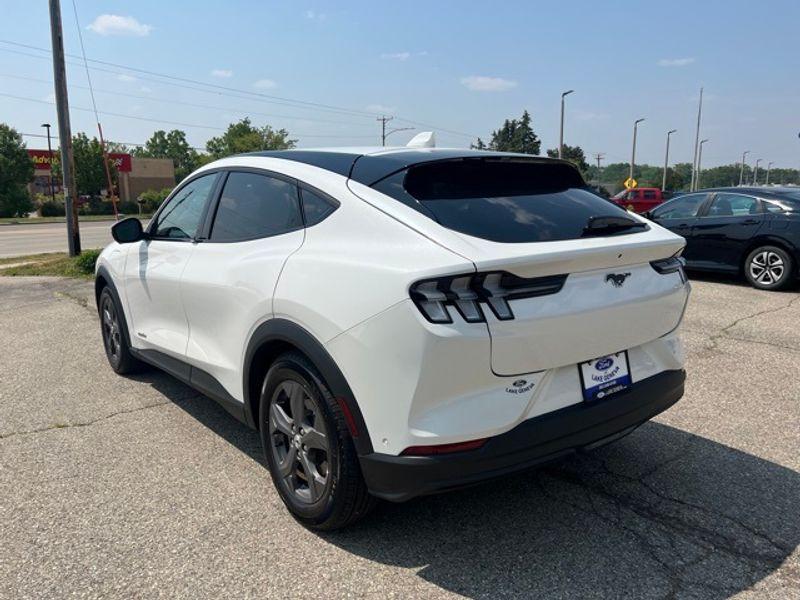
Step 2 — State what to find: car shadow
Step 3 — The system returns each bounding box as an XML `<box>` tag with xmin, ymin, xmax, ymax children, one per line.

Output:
<box><xmin>132</xmin><ymin>370</ymin><xmax>799</xmax><ymax>599</ymax></box>
<box><xmin>686</xmin><ymin>269</ymin><xmax>799</xmax><ymax>292</ymax></box>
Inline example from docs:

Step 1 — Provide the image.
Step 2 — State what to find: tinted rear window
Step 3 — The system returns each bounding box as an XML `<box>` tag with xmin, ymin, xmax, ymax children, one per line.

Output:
<box><xmin>373</xmin><ymin>159</ymin><xmax>634</xmax><ymax>243</ymax></box>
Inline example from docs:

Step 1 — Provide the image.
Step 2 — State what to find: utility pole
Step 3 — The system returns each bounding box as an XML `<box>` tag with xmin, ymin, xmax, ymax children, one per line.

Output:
<box><xmin>766</xmin><ymin>161</ymin><xmax>774</xmax><ymax>185</ymax></box>
<box><xmin>739</xmin><ymin>150</ymin><xmax>750</xmax><ymax>186</ymax></box>
<box><xmin>690</xmin><ymin>87</ymin><xmax>704</xmax><ymax>192</ymax></box>
<box><xmin>593</xmin><ymin>152</ymin><xmax>605</xmax><ymax>193</ymax></box>
<box><xmin>41</xmin><ymin>123</ymin><xmax>56</xmax><ymax>204</ymax></box>
<box><xmin>559</xmin><ymin>90</ymin><xmax>574</xmax><ymax>159</ymax></box>
<box><xmin>753</xmin><ymin>159</ymin><xmax>762</xmax><ymax>185</ymax></box>
<box><xmin>376</xmin><ymin>115</ymin><xmax>412</xmax><ymax>146</ymax></box>
<box><xmin>662</xmin><ymin>129</ymin><xmax>677</xmax><ymax>191</ymax></box>
<box><xmin>48</xmin><ymin>0</ymin><xmax>80</xmax><ymax>256</ymax></box>
<box><xmin>696</xmin><ymin>139</ymin><xmax>709</xmax><ymax>190</ymax></box>
<box><xmin>630</xmin><ymin>118</ymin><xmax>645</xmax><ymax>183</ymax></box>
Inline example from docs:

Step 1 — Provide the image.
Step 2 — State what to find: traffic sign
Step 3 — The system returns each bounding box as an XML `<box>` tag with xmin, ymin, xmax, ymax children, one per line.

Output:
<box><xmin>624</xmin><ymin>177</ymin><xmax>638</xmax><ymax>190</ymax></box>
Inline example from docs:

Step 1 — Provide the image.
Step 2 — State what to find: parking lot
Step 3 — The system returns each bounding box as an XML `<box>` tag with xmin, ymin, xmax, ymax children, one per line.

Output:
<box><xmin>0</xmin><ymin>274</ymin><xmax>798</xmax><ymax>599</ymax></box>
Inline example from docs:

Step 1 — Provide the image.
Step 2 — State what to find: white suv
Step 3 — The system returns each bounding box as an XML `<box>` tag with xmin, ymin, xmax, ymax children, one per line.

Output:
<box><xmin>96</xmin><ymin>146</ymin><xmax>690</xmax><ymax>529</ymax></box>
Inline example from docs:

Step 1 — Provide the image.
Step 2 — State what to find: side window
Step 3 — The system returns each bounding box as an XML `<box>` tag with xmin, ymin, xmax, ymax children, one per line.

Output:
<box><xmin>652</xmin><ymin>194</ymin><xmax>706</xmax><ymax>219</ymax></box>
<box><xmin>300</xmin><ymin>187</ymin><xmax>338</xmax><ymax>226</ymax></box>
<box><xmin>763</xmin><ymin>201</ymin><xmax>784</xmax><ymax>213</ymax></box>
<box><xmin>706</xmin><ymin>193</ymin><xmax>759</xmax><ymax>217</ymax></box>
<box><xmin>210</xmin><ymin>172</ymin><xmax>302</xmax><ymax>242</ymax></box>
<box><xmin>643</xmin><ymin>189</ymin><xmax>657</xmax><ymax>200</ymax></box>
<box><xmin>153</xmin><ymin>174</ymin><xmax>217</xmax><ymax>239</ymax></box>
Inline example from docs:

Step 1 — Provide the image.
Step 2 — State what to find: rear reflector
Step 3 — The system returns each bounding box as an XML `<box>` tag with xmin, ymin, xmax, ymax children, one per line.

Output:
<box><xmin>335</xmin><ymin>396</ymin><xmax>360</xmax><ymax>438</ymax></box>
<box><xmin>400</xmin><ymin>438</ymin><xmax>487</xmax><ymax>456</ymax></box>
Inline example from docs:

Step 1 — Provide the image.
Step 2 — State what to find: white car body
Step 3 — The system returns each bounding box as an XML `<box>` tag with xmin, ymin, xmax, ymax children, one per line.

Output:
<box><xmin>96</xmin><ymin>147</ymin><xmax>689</xmax><ymax>507</ymax></box>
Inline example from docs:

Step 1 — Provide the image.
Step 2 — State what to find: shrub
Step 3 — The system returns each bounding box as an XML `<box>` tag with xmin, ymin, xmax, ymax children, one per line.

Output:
<box><xmin>73</xmin><ymin>249</ymin><xmax>101</xmax><ymax>275</ymax></box>
<box><xmin>117</xmin><ymin>200</ymin><xmax>139</xmax><ymax>214</ymax></box>
<box><xmin>0</xmin><ymin>186</ymin><xmax>34</xmax><ymax>218</ymax></box>
<box><xmin>39</xmin><ymin>200</ymin><xmax>66</xmax><ymax>216</ymax></box>
<box><xmin>137</xmin><ymin>187</ymin><xmax>172</xmax><ymax>213</ymax></box>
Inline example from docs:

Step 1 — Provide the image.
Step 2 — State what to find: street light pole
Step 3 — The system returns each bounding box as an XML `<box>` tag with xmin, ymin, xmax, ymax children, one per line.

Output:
<box><xmin>559</xmin><ymin>90</ymin><xmax>574</xmax><ymax>159</ymax></box>
<box><xmin>739</xmin><ymin>150</ymin><xmax>750</xmax><ymax>186</ymax></box>
<box><xmin>48</xmin><ymin>0</ymin><xmax>80</xmax><ymax>256</ymax></box>
<box><xmin>753</xmin><ymin>159</ymin><xmax>762</xmax><ymax>185</ymax></box>
<box><xmin>766</xmin><ymin>161</ymin><xmax>774</xmax><ymax>185</ymax></box>
<box><xmin>690</xmin><ymin>87</ymin><xmax>704</xmax><ymax>192</ymax></box>
<box><xmin>662</xmin><ymin>129</ymin><xmax>677</xmax><ymax>191</ymax></box>
<box><xmin>630</xmin><ymin>118</ymin><xmax>645</xmax><ymax>183</ymax></box>
<box><xmin>41</xmin><ymin>123</ymin><xmax>56</xmax><ymax>204</ymax></box>
<box><xmin>696</xmin><ymin>139</ymin><xmax>709</xmax><ymax>190</ymax></box>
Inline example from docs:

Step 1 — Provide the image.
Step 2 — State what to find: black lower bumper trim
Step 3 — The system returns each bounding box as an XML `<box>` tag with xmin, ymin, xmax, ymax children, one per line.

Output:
<box><xmin>359</xmin><ymin>369</ymin><xmax>685</xmax><ymax>502</ymax></box>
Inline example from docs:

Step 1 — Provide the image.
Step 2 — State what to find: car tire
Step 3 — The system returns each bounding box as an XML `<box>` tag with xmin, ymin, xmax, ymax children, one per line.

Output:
<box><xmin>259</xmin><ymin>352</ymin><xmax>375</xmax><ymax>530</ymax></box>
<box><xmin>744</xmin><ymin>246</ymin><xmax>794</xmax><ymax>290</ymax></box>
<box><xmin>98</xmin><ymin>287</ymin><xmax>144</xmax><ymax>374</ymax></box>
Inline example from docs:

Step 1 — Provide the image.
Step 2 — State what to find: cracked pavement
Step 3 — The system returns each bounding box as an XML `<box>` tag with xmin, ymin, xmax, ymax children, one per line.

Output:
<box><xmin>0</xmin><ymin>274</ymin><xmax>798</xmax><ymax>599</ymax></box>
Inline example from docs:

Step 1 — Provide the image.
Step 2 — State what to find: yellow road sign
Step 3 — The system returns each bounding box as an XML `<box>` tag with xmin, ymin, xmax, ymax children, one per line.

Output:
<box><xmin>624</xmin><ymin>177</ymin><xmax>638</xmax><ymax>190</ymax></box>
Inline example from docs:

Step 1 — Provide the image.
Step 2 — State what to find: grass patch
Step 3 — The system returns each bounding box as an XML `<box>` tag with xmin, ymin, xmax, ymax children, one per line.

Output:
<box><xmin>0</xmin><ymin>249</ymin><xmax>101</xmax><ymax>279</ymax></box>
<box><xmin>0</xmin><ymin>214</ymin><xmax>152</xmax><ymax>225</ymax></box>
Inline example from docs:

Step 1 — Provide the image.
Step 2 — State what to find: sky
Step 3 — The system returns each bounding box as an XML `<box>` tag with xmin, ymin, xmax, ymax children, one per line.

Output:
<box><xmin>1</xmin><ymin>0</ymin><xmax>799</xmax><ymax>169</ymax></box>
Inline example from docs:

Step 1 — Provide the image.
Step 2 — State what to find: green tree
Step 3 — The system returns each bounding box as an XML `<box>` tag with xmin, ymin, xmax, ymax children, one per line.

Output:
<box><xmin>58</xmin><ymin>133</ymin><xmax>119</xmax><ymax>197</ymax></box>
<box><xmin>484</xmin><ymin>110</ymin><xmax>541</xmax><ymax>155</ymax></box>
<box><xmin>546</xmin><ymin>144</ymin><xmax>589</xmax><ymax>173</ymax></box>
<box><xmin>133</xmin><ymin>129</ymin><xmax>199</xmax><ymax>181</ymax></box>
<box><xmin>206</xmin><ymin>118</ymin><xmax>296</xmax><ymax>159</ymax></box>
<box><xmin>0</xmin><ymin>123</ymin><xmax>34</xmax><ymax>217</ymax></box>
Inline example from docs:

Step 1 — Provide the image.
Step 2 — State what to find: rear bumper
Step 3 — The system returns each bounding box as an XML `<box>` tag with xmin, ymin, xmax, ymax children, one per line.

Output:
<box><xmin>359</xmin><ymin>369</ymin><xmax>685</xmax><ymax>501</ymax></box>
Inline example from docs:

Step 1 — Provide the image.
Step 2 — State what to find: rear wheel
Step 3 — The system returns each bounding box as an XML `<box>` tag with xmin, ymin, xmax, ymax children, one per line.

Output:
<box><xmin>259</xmin><ymin>352</ymin><xmax>374</xmax><ymax>530</ymax></box>
<box><xmin>99</xmin><ymin>287</ymin><xmax>143</xmax><ymax>374</ymax></box>
<box><xmin>744</xmin><ymin>246</ymin><xmax>794</xmax><ymax>290</ymax></box>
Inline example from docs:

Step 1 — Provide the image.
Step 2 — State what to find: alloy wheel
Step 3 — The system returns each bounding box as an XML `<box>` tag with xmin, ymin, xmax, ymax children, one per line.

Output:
<box><xmin>749</xmin><ymin>251</ymin><xmax>785</xmax><ymax>286</ymax></box>
<box><xmin>268</xmin><ymin>380</ymin><xmax>330</xmax><ymax>503</ymax></box>
<box><xmin>101</xmin><ymin>296</ymin><xmax>122</xmax><ymax>363</ymax></box>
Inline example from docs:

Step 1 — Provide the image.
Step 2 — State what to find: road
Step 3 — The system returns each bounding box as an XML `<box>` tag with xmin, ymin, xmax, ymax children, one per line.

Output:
<box><xmin>0</xmin><ymin>220</ymin><xmax>115</xmax><ymax>257</ymax></box>
<box><xmin>0</xmin><ymin>275</ymin><xmax>798</xmax><ymax>598</ymax></box>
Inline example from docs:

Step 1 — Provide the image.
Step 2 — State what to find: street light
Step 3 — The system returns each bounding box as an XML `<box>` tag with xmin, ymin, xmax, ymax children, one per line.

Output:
<box><xmin>559</xmin><ymin>90</ymin><xmax>574</xmax><ymax>159</ymax></box>
<box><xmin>753</xmin><ymin>158</ymin><xmax>763</xmax><ymax>185</ymax></box>
<box><xmin>739</xmin><ymin>150</ymin><xmax>750</xmax><ymax>186</ymax></box>
<box><xmin>630</xmin><ymin>118</ymin><xmax>645</xmax><ymax>183</ymax></box>
<box><xmin>766</xmin><ymin>161</ymin><xmax>775</xmax><ymax>185</ymax></box>
<box><xmin>696</xmin><ymin>139</ymin><xmax>709</xmax><ymax>189</ymax></box>
<box><xmin>41</xmin><ymin>123</ymin><xmax>56</xmax><ymax>204</ymax></box>
<box><xmin>662</xmin><ymin>129</ymin><xmax>677</xmax><ymax>192</ymax></box>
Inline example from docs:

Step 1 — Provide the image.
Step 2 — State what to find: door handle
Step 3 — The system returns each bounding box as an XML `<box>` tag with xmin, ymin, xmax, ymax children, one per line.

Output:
<box><xmin>742</xmin><ymin>218</ymin><xmax>759</xmax><ymax>225</ymax></box>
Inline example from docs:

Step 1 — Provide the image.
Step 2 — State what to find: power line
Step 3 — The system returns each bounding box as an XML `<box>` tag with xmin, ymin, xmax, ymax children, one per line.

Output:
<box><xmin>0</xmin><ymin>38</ymin><xmax>480</xmax><ymax>139</ymax></box>
<box><xmin>0</xmin><ymin>72</ymin><xmax>377</xmax><ymax>128</ymax></box>
<box><xmin>0</xmin><ymin>92</ymin><xmax>379</xmax><ymax>139</ymax></box>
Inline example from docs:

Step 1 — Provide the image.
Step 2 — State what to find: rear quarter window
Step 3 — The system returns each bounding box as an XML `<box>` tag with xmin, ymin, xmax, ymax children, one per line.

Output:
<box><xmin>372</xmin><ymin>159</ymin><xmax>635</xmax><ymax>243</ymax></box>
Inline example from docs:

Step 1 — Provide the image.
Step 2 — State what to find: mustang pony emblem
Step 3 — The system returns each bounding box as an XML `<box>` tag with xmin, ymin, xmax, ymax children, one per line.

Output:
<box><xmin>605</xmin><ymin>272</ymin><xmax>631</xmax><ymax>287</ymax></box>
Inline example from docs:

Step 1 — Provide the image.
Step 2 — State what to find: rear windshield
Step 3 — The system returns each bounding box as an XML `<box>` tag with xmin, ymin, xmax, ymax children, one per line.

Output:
<box><xmin>372</xmin><ymin>158</ymin><xmax>635</xmax><ymax>243</ymax></box>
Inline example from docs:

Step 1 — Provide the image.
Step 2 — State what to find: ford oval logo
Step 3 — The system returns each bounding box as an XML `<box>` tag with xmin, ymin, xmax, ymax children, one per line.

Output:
<box><xmin>512</xmin><ymin>379</ymin><xmax>527</xmax><ymax>388</ymax></box>
<box><xmin>595</xmin><ymin>358</ymin><xmax>614</xmax><ymax>371</ymax></box>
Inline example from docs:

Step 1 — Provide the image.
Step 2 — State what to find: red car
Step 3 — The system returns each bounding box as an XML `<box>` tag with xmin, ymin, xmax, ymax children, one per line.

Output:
<box><xmin>611</xmin><ymin>188</ymin><xmax>670</xmax><ymax>213</ymax></box>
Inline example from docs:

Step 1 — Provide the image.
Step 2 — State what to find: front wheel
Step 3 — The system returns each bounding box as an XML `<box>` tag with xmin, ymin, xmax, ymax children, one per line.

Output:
<box><xmin>744</xmin><ymin>246</ymin><xmax>794</xmax><ymax>290</ymax></box>
<box><xmin>99</xmin><ymin>287</ymin><xmax>143</xmax><ymax>374</ymax></box>
<box><xmin>259</xmin><ymin>352</ymin><xmax>374</xmax><ymax>530</ymax></box>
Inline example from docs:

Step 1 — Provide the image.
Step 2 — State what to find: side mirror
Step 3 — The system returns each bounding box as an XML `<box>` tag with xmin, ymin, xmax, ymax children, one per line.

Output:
<box><xmin>111</xmin><ymin>217</ymin><xmax>146</xmax><ymax>244</ymax></box>
<box><xmin>642</xmin><ymin>211</ymin><xmax>652</xmax><ymax>219</ymax></box>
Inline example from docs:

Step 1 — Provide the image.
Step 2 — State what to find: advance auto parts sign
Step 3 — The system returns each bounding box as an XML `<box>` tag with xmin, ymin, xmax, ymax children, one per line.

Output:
<box><xmin>28</xmin><ymin>149</ymin><xmax>132</xmax><ymax>172</ymax></box>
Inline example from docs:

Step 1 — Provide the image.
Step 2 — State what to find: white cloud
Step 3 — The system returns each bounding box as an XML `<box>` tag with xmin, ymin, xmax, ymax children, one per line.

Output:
<box><xmin>381</xmin><ymin>52</ymin><xmax>411</xmax><ymax>61</ymax></box>
<box><xmin>658</xmin><ymin>57</ymin><xmax>695</xmax><ymax>67</ymax></box>
<box><xmin>460</xmin><ymin>75</ymin><xmax>517</xmax><ymax>92</ymax></box>
<box><xmin>253</xmin><ymin>79</ymin><xmax>277</xmax><ymax>90</ymax></box>
<box><xmin>305</xmin><ymin>9</ymin><xmax>325</xmax><ymax>20</ymax></box>
<box><xmin>116</xmin><ymin>74</ymin><xmax>137</xmax><ymax>82</ymax></box>
<box><xmin>87</xmin><ymin>14</ymin><xmax>152</xmax><ymax>37</ymax></box>
<box><xmin>366</xmin><ymin>103</ymin><xmax>396</xmax><ymax>114</ymax></box>
<box><xmin>211</xmin><ymin>69</ymin><xmax>233</xmax><ymax>78</ymax></box>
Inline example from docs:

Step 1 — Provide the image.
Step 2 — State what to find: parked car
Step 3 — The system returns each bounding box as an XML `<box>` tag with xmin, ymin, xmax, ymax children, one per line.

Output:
<box><xmin>611</xmin><ymin>187</ymin><xmax>671</xmax><ymax>213</ymax></box>
<box><xmin>645</xmin><ymin>187</ymin><xmax>800</xmax><ymax>290</ymax></box>
<box><xmin>95</xmin><ymin>146</ymin><xmax>690</xmax><ymax>529</ymax></box>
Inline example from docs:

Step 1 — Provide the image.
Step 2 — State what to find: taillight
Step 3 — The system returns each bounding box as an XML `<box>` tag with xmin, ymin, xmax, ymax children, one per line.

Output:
<box><xmin>410</xmin><ymin>271</ymin><xmax>567</xmax><ymax>324</ymax></box>
<box><xmin>650</xmin><ymin>255</ymin><xmax>687</xmax><ymax>282</ymax></box>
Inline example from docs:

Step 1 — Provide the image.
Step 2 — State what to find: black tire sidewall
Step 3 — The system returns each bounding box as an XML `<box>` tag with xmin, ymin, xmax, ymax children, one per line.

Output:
<box><xmin>259</xmin><ymin>357</ymin><xmax>344</xmax><ymax>525</ymax></box>
<box><xmin>98</xmin><ymin>286</ymin><xmax>140</xmax><ymax>374</ymax></box>
<box><xmin>99</xmin><ymin>288</ymin><xmax>124</xmax><ymax>370</ymax></box>
<box><xmin>745</xmin><ymin>246</ymin><xmax>793</xmax><ymax>290</ymax></box>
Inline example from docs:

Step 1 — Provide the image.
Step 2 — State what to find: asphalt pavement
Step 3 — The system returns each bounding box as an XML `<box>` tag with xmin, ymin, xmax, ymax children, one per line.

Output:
<box><xmin>0</xmin><ymin>274</ymin><xmax>798</xmax><ymax>599</ymax></box>
<box><xmin>0</xmin><ymin>220</ymin><xmax>115</xmax><ymax>258</ymax></box>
